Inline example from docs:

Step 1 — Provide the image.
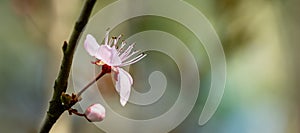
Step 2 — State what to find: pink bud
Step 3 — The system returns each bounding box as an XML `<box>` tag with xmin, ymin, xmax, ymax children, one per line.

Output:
<box><xmin>85</xmin><ymin>104</ymin><xmax>105</xmax><ymax>122</ymax></box>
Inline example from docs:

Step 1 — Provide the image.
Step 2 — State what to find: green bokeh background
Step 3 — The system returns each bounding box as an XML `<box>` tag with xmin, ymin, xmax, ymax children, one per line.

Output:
<box><xmin>0</xmin><ymin>0</ymin><xmax>299</xmax><ymax>132</ymax></box>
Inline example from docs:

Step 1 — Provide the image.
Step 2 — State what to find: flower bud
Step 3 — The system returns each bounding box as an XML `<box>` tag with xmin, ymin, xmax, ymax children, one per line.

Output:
<box><xmin>85</xmin><ymin>104</ymin><xmax>105</xmax><ymax>122</ymax></box>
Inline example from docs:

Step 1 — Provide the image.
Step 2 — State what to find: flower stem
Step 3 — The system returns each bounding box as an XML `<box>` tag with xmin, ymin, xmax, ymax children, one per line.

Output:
<box><xmin>69</xmin><ymin>108</ymin><xmax>86</xmax><ymax>116</ymax></box>
<box><xmin>77</xmin><ymin>70</ymin><xmax>106</xmax><ymax>97</ymax></box>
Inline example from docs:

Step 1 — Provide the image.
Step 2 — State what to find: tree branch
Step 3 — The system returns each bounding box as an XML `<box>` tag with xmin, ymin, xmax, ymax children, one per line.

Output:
<box><xmin>40</xmin><ymin>0</ymin><xmax>97</xmax><ymax>132</ymax></box>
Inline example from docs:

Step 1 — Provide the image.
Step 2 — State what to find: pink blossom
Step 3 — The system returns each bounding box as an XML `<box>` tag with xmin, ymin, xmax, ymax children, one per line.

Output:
<box><xmin>84</xmin><ymin>30</ymin><xmax>146</xmax><ymax>106</ymax></box>
<box><xmin>85</xmin><ymin>104</ymin><xmax>106</xmax><ymax>122</ymax></box>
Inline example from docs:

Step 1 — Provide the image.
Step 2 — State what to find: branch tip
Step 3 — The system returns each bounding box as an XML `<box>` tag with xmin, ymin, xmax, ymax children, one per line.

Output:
<box><xmin>62</xmin><ymin>41</ymin><xmax>68</xmax><ymax>52</ymax></box>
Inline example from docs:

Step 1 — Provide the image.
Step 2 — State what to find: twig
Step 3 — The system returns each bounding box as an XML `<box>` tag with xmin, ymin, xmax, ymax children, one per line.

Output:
<box><xmin>39</xmin><ymin>0</ymin><xmax>97</xmax><ymax>132</ymax></box>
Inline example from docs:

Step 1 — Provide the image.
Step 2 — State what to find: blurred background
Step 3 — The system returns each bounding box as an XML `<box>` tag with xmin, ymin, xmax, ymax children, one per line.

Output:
<box><xmin>0</xmin><ymin>0</ymin><xmax>299</xmax><ymax>132</ymax></box>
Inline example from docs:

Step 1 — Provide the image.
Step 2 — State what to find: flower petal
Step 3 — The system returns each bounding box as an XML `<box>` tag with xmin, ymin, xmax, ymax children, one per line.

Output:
<box><xmin>110</xmin><ymin>46</ymin><xmax>122</xmax><ymax>66</ymax></box>
<box><xmin>95</xmin><ymin>45</ymin><xmax>122</xmax><ymax>66</ymax></box>
<box><xmin>111</xmin><ymin>69</ymin><xmax>119</xmax><ymax>92</ymax></box>
<box><xmin>115</xmin><ymin>68</ymin><xmax>133</xmax><ymax>106</ymax></box>
<box><xmin>84</xmin><ymin>34</ymin><xmax>100</xmax><ymax>57</ymax></box>
<box><xmin>95</xmin><ymin>45</ymin><xmax>112</xmax><ymax>63</ymax></box>
<box><xmin>85</xmin><ymin>103</ymin><xmax>106</xmax><ymax>122</ymax></box>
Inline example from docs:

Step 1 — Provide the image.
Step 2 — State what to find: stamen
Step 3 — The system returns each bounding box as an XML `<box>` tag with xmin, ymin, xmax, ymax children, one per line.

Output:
<box><xmin>121</xmin><ymin>50</ymin><xmax>140</xmax><ymax>61</ymax></box>
<box><xmin>115</xmin><ymin>34</ymin><xmax>122</xmax><ymax>45</ymax></box>
<box><xmin>109</xmin><ymin>38</ymin><xmax>114</xmax><ymax>46</ymax></box>
<box><xmin>104</xmin><ymin>29</ymin><xmax>110</xmax><ymax>45</ymax></box>
<box><xmin>112</xmin><ymin>36</ymin><xmax>118</xmax><ymax>46</ymax></box>
<box><xmin>117</xmin><ymin>41</ymin><xmax>127</xmax><ymax>53</ymax></box>
<box><xmin>95</xmin><ymin>60</ymin><xmax>105</xmax><ymax>66</ymax></box>
<box><xmin>91</xmin><ymin>60</ymin><xmax>102</xmax><ymax>65</ymax></box>
<box><xmin>120</xmin><ymin>53</ymin><xmax>146</xmax><ymax>66</ymax></box>
<box><xmin>119</xmin><ymin>43</ymin><xmax>135</xmax><ymax>59</ymax></box>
